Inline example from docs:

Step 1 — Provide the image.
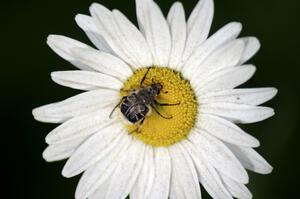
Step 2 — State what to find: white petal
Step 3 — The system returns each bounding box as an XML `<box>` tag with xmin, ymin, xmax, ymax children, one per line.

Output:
<box><xmin>105</xmin><ymin>139</ymin><xmax>145</xmax><ymax>199</ymax></box>
<box><xmin>90</xmin><ymin>3</ymin><xmax>152</xmax><ymax>69</ymax></box>
<box><xmin>75</xmin><ymin>135</ymin><xmax>131</xmax><ymax>199</ymax></box>
<box><xmin>136</xmin><ymin>0</ymin><xmax>171</xmax><ymax>66</ymax></box>
<box><xmin>180</xmin><ymin>0</ymin><xmax>214</xmax><ymax>68</ymax></box>
<box><xmin>71</xmin><ymin>47</ymin><xmax>132</xmax><ymax>82</ymax></box>
<box><xmin>196</xmin><ymin>114</ymin><xmax>260</xmax><ymax>147</ymax></box>
<box><xmin>190</xmin><ymin>39</ymin><xmax>245</xmax><ymax>83</ymax></box>
<box><xmin>227</xmin><ymin>144</ymin><xmax>273</xmax><ymax>174</ymax></box>
<box><xmin>182</xmin><ymin>141</ymin><xmax>232</xmax><ymax>199</ymax></box>
<box><xmin>167</xmin><ymin>2</ymin><xmax>187</xmax><ymax>69</ymax></box>
<box><xmin>195</xmin><ymin>65</ymin><xmax>256</xmax><ymax>94</ymax></box>
<box><xmin>135</xmin><ymin>0</ymin><xmax>148</xmax><ymax>32</ymax></box>
<box><xmin>169</xmin><ymin>144</ymin><xmax>201</xmax><ymax>199</ymax></box>
<box><xmin>189</xmin><ymin>131</ymin><xmax>249</xmax><ymax>183</ymax></box>
<box><xmin>47</xmin><ymin>35</ymin><xmax>93</xmax><ymax>70</ymax></box>
<box><xmin>32</xmin><ymin>89</ymin><xmax>119</xmax><ymax>123</ymax></box>
<box><xmin>62</xmin><ymin>123</ymin><xmax>125</xmax><ymax>177</ymax></box>
<box><xmin>220</xmin><ymin>174</ymin><xmax>252</xmax><ymax>199</ymax></box>
<box><xmin>239</xmin><ymin>37</ymin><xmax>261</xmax><ymax>64</ymax></box>
<box><xmin>75</xmin><ymin>14</ymin><xmax>112</xmax><ymax>52</ymax></box>
<box><xmin>199</xmin><ymin>102</ymin><xmax>275</xmax><ymax>124</ymax></box>
<box><xmin>147</xmin><ymin>147</ymin><xmax>171</xmax><ymax>199</ymax></box>
<box><xmin>43</xmin><ymin>137</ymin><xmax>83</xmax><ymax>162</ymax></box>
<box><xmin>130</xmin><ymin>146</ymin><xmax>155</xmax><ymax>199</ymax></box>
<box><xmin>89</xmin><ymin>4</ymin><xmax>137</xmax><ymax>68</ymax></box>
<box><xmin>88</xmin><ymin>180</ymin><xmax>109</xmax><ymax>199</ymax></box>
<box><xmin>112</xmin><ymin>9</ymin><xmax>153</xmax><ymax>68</ymax></box>
<box><xmin>45</xmin><ymin>107</ymin><xmax>116</xmax><ymax>144</ymax></box>
<box><xmin>182</xmin><ymin>22</ymin><xmax>242</xmax><ymax>78</ymax></box>
<box><xmin>200</xmin><ymin>88</ymin><xmax>278</xmax><ymax>106</ymax></box>
<box><xmin>51</xmin><ymin>70</ymin><xmax>123</xmax><ymax>91</ymax></box>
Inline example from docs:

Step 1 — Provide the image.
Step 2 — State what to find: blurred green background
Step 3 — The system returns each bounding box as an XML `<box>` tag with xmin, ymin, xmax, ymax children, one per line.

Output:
<box><xmin>1</xmin><ymin>0</ymin><xmax>299</xmax><ymax>198</ymax></box>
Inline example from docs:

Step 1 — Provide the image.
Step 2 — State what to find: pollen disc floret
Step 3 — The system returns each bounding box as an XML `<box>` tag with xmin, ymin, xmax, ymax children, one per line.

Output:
<box><xmin>121</xmin><ymin>67</ymin><xmax>197</xmax><ymax>147</ymax></box>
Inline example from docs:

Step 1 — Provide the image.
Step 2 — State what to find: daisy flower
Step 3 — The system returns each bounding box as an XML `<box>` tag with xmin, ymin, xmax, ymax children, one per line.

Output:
<box><xmin>33</xmin><ymin>0</ymin><xmax>277</xmax><ymax>198</ymax></box>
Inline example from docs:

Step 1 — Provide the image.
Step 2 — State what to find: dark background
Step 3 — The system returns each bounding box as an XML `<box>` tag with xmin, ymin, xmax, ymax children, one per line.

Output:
<box><xmin>2</xmin><ymin>0</ymin><xmax>299</xmax><ymax>198</ymax></box>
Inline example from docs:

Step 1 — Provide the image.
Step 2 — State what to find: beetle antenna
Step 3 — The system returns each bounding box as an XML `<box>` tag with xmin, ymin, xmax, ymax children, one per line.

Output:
<box><xmin>109</xmin><ymin>97</ymin><xmax>125</xmax><ymax>118</ymax></box>
<box><xmin>140</xmin><ymin>67</ymin><xmax>151</xmax><ymax>87</ymax></box>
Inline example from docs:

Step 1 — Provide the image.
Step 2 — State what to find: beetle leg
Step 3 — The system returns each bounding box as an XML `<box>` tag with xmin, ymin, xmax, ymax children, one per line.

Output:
<box><xmin>150</xmin><ymin>104</ymin><xmax>173</xmax><ymax>119</ymax></box>
<box><xmin>129</xmin><ymin>118</ymin><xmax>145</xmax><ymax>134</ymax></box>
<box><xmin>140</xmin><ymin>117</ymin><xmax>145</xmax><ymax>125</ymax></box>
<box><xmin>151</xmin><ymin>78</ymin><xmax>155</xmax><ymax>84</ymax></box>
<box><xmin>120</xmin><ymin>88</ymin><xmax>136</xmax><ymax>93</ymax></box>
<box><xmin>154</xmin><ymin>99</ymin><xmax>180</xmax><ymax>106</ymax></box>
<box><xmin>129</xmin><ymin>127</ymin><xmax>138</xmax><ymax>134</ymax></box>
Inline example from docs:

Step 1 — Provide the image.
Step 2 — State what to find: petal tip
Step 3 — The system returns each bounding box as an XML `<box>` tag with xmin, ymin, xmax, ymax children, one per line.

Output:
<box><xmin>89</xmin><ymin>2</ymin><xmax>106</xmax><ymax>14</ymax></box>
<box><xmin>45</xmin><ymin>134</ymin><xmax>54</xmax><ymax>145</ymax></box>
<box><xmin>257</xmin><ymin>162</ymin><xmax>273</xmax><ymax>174</ymax></box>
<box><xmin>264</xmin><ymin>165</ymin><xmax>273</xmax><ymax>174</ymax></box>
<box><xmin>50</xmin><ymin>71</ymin><xmax>63</xmax><ymax>83</ymax></box>
<box><xmin>42</xmin><ymin>148</ymin><xmax>52</xmax><ymax>162</ymax></box>
<box><xmin>61</xmin><ymin>165</ymin><xmax>73</xmax><ymax>178</ymax></box>
<box><xmin>269</xmin><ymin>107</ymin><xmax>275</xmax><ymax>116</ymax></box>
<box><xmin>32</xmin><ymin>107</ymin><xmax>44</xmax><ymax>121</ymax></box>
<box><xmin>252</xmin><ymin>139</ymin><xmax>261</xmax><ymax>148</ymax></box>
<box><xmin>271</xmin><ymin>87</ymin><xmax>278</xmax><ymax>98</ymax></box>
<box><xmin>250</xmin><ymin>37</ymin><xmax>261</xmax><ymax>49</ymax></box>
<box><xmin>74</xmin><ymin>14</ymin><xmax>86</xmax><ymax>23</ymax></box>
<box><xmin>229</xmin><ymin>21</ymin><xmax>243</xmax><ymax>33</ymax></box>
<box><xmin>247</xmin><ymin>64</ymin><xmax>257</xmax><ymax>74</ymax></box>
<box><xmin>46</xmin><ymin>34</ymin><xmax>61</xmax><ymax>44</ymax></box>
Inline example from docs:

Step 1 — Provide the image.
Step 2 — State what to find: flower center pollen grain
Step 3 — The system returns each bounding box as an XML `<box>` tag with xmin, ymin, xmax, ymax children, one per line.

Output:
<box><xmin>121</xmin><ymin>67</ymin><xmax>198</xmax><ymax>147</ymax></box>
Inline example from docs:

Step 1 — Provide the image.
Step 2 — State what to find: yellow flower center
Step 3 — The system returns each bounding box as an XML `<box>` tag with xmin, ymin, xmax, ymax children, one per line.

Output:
<box><xmin>120</xmin><ymin>67</ymin><xmax>197</xmax><ymax>147</ymax></box>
